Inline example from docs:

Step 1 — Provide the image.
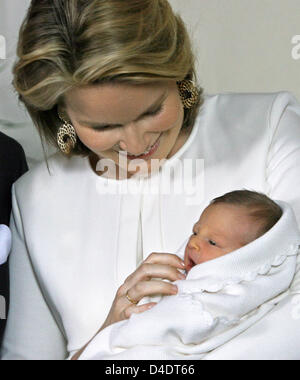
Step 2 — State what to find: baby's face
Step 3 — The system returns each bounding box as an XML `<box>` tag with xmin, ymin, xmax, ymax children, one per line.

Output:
<box><xmin>184</xmin><ymin>203</ymin><xmax>260</xmax><ymax>272</ymax></box>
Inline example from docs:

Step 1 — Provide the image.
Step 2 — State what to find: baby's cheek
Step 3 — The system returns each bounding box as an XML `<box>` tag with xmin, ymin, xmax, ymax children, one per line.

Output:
<box><xmin>183</xmin><ymin>245</ymin><xmax>190</xmax><ymax>263</ymax></box>
<box><xmin>202</xmin><ymin>245</ymin><xmax>220</xmax><ymax>262</ymax></box>
<box><xmin>210</xmin><ymin>248</ymin><xmax>228</xmax><ymax>260</ymax></box>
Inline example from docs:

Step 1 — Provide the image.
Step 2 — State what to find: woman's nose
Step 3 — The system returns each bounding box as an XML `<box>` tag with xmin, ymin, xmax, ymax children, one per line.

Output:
<box><xmin>118</xmin><ymin>123</ymin><xmax>148</xmax><ymax>155</ymax></box>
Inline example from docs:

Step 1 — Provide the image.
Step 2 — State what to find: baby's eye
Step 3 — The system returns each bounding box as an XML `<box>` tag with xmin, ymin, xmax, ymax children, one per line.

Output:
<box><xmin>209</xmin><ymin>240</ymin><xmax>217</xmax><ymax>246</ymax></box>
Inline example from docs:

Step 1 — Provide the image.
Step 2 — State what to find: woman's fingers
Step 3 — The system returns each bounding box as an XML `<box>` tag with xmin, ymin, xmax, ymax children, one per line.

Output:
<box><xmin>144</xmin><ymin>253</ymin><xmax>185</xmax><ymax>269</ymax></box>
<box><xmin>123</xmin><ymin>303</ymin><xmax>157</xmax><ymax>320</ymax></box>
<box><xmin>125</xmin><ymin>279</ymin><xmax>179</xmax><ymax>305</ymax></box>
<box><xmin>113</xmin><ymin>253</ymin><xmax>186</xmax><ymax>325</ymax></box>
<box><xmin>123</xmin><ymin>252</ymin><xmax>186</xmax><ymax>288</ymax></box>
<box><xmin>124</xmin><ymin>263</ymin><xmax>186</xmax><ymax>289</ymax></box>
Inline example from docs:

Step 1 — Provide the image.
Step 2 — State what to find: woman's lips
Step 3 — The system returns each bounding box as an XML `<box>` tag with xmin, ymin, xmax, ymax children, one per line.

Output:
<box><xmin>119</xmin><ymin>134</ymin><xmax>162</xmax><ymax>160</ymax></box>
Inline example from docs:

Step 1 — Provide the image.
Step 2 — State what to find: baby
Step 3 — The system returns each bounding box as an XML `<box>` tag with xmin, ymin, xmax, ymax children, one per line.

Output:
<box><xmin>184</xmin><ymin>190</ymin><xmax>283</xmax><ymax>273</ymax></box>
<box><xmin>79</xmin><ymin>189</ymin><xmax>300</xmax><ymax>360</ymax></box>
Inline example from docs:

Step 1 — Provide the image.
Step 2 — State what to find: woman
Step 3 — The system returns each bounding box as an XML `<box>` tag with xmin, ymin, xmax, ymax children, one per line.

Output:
<box><xmin>1</xmin><ymin>0</ymin><xmax>300</xmax><ymax>360</ymax></box>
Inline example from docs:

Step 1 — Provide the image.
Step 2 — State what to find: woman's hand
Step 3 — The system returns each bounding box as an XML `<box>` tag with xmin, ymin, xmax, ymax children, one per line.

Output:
<box><xmin>71</xmin><ymin>252</ymin><xmax>186</xmax><ymax>360</ymax></box>
<box><xmin>101</xmin><ymin>253</ymin><xmax>186</xmax><ymax>330</ymax></box>
<box><xmin>103</xmin><ymin>253</ymin><xmax>186</xmax><ymax>327</ymax></box>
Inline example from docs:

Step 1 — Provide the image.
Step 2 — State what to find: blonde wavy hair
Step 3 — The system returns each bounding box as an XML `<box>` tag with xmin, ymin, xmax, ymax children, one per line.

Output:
<box><xmin>13</xmin><ymin>0</ymin><xmax>204</xmax><ymax>156</ymax></box>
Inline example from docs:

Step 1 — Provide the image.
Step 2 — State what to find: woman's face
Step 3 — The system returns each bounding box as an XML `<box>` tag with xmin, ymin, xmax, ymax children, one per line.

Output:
<box><xmin>62</xmin><ymin>80</ymin><xmax>186</xmax><ymax>178</ymax></box>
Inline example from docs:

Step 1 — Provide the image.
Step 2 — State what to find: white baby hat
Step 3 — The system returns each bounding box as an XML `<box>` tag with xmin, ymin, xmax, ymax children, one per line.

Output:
<box><xmin>0</xmin><ymin>225</ymin><xmax>12</xmax><ymax>265</ymax></box>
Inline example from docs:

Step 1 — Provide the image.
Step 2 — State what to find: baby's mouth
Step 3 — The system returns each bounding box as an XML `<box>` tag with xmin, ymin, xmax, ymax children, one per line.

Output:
<box><xmin>185</xmin><ymin>248</ymin><xmax>199</xmax><ymax>273</ymax></box>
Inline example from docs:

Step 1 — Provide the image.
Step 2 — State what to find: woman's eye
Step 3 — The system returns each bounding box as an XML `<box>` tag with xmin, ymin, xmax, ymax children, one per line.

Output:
<box><xmin>144</xmin><ymin>105</ymin><xmax>163</xmax><ymax>118</ymax></box>
<box><xmin>91</xmin><ymin>125</ymin><xmax>118</xmax><ymax>131</ymax></box>
<box><xmin>209</xmin><ymin>240</ymin><xmax>217</xmax><ymax>246</ymax></box>
<box><xmin>90</xmin><ymin>105</ymin><xmax>164</xmax><ymax>131</ymax></box>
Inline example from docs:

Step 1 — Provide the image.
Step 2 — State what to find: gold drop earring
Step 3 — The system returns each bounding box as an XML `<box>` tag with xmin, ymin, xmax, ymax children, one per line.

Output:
<box><xmin>57</xmin><ymin>113</ymin><xmax>78</xmax><ymax>155</ymax></box>
<box><xmin>177</xmin><ymin>80</ymin><xmax>199</xmax><ymax>109</ymax></box>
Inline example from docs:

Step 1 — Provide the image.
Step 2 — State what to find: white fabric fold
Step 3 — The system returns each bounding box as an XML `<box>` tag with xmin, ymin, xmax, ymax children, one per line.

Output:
<box><xmin>0</xmin><ymin>225</ymin><xmax>12</xmax><ymax>265</ymax></box>
<box><xmin>79</xmin><ymin>201</ymin><xmax>300</xmax><ymax>360</ymax></box>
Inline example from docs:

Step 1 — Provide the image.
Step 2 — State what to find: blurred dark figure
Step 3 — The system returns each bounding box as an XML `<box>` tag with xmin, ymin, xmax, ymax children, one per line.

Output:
<box><xmin>0</xmin><ymin>131</ymin><xmax>28</xmax><ymax>346</ymax></box>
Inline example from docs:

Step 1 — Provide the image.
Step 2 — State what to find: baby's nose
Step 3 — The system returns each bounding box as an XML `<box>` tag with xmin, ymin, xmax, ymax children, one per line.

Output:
<box><xmin>188</xmin><ymin>239</ymin><xmax>200</xmax><ymax>251</ymax></box>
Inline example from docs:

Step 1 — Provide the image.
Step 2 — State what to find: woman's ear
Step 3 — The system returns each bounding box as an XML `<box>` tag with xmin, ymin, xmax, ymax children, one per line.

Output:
<box><xmin>57</xmin><ymin>104</ymin><xmax>69</xmax><ymax>121</ymax></box>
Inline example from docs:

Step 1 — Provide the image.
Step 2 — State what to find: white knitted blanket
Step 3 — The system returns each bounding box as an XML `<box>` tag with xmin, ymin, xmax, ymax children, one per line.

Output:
<box><xmin>79</xmin><ymin>201</ymin><xmax>300</xmax><ymax>360</ymax></box>
<box><xmin>0</xmin><ymin>225</ymin><xmax>11</xmax><ymax>265</ymax></box>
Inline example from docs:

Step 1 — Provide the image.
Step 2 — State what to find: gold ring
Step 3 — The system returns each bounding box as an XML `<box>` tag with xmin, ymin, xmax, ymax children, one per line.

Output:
<box><xmin>126</xmin><ymin>290</ymin><xmax>138</xmax><ymax>305</ymax></box>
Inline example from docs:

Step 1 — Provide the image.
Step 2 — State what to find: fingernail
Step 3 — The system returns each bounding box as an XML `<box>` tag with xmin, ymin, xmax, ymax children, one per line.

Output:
<box><xmin>180</xmin><ymin>261</ymin><xmax>185</xmax><ymax>268</ymax></box>
<box><xmin>172</xmin><ymin>285</ymin><xmax>178</xmax><ymax>294</ymax></box>
<box><xmin>178</xmin><ymin>273</ymin><xmax>186</xmax><ymax>280</ymax></box>
<box><xmin>147</xmin><ymin>304</ymin><xmax>156</xmax><ymax>309</ymax></box>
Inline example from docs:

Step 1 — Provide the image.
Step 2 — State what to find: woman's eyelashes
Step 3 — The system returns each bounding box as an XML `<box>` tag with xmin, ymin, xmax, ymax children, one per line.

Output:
<box><xmin>144</xmin><ymin>104</ymin><xmax>164</xmax><ymax>118</ymax></box>
<box><xmin>91</xmin><ymin>125</ymin><xmax>118</xmax><ymax>131</ymax></box>
<box><xmin>90</xmin><ymin>104</ymin><xmax>164</xmax><ymax>131</ymax></box>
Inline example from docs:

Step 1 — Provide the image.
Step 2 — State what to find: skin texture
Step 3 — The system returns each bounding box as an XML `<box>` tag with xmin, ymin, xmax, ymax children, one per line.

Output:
<box><xmin>64</xmin><ymin>80</ymin><xmax>191</xmax><ymax>359</ymax></box>
<box><xmin>184</xmin><ymin>204</ymin><xmax>262</xmax><ymax>273</ymax></box>
<box><xmin>63</xmin><ymin>80</ymin><xmax>191</xmax><ymax>179</ymax></box>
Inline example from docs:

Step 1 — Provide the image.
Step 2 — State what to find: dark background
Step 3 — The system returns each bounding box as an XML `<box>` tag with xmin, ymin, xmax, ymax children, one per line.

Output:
<box><xmin>0</xmin><ymin>131</ymin><xmax>28</xmax><ymax>347</ymax></box>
